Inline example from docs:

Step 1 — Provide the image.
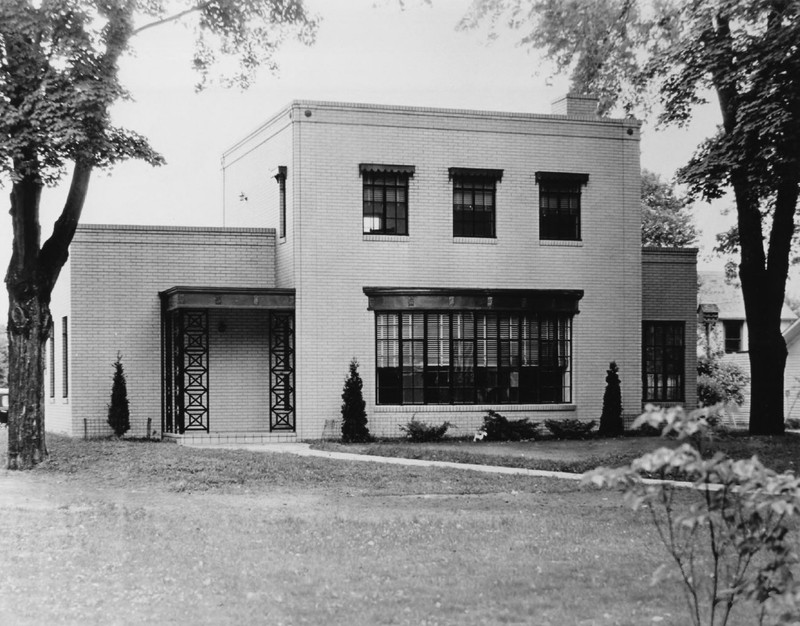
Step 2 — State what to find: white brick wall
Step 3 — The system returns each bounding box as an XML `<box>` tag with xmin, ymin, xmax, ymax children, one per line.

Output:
<box><xmin>45</xmin><ymin>225</ymin><xmax>275</xmax><ymax>437</ymax></box>
<box><xmin>225</xmin><ymin>101</ymin><xmax>644</xmax><ymax>438</ymax></box>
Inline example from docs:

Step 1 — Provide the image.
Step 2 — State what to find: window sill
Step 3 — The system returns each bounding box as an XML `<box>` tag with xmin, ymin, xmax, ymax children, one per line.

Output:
<box><xmin>363</xmin><ymin>234</ymin><xmax>409</xmax><ymax>243</ymax></box>
<box><xmin>374</xmin><ymin>403</ymin><xmax>576</xmax><ymax>413</ymax></box>
<box><xmin>453</xmin><ymin>237</ymin><xmax>498</xmax><ymax>245</ymax></box>
<box><xmin>539</xmin><ymin>239</ymin><xmax>583</xmax><ymax>247</ymax></box>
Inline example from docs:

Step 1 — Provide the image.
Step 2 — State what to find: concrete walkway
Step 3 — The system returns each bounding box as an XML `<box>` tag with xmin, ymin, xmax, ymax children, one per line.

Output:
<box><xmin>186</xmin><ymin>441</ymin><xmax>702</xmax><ymax>488</ymax></box>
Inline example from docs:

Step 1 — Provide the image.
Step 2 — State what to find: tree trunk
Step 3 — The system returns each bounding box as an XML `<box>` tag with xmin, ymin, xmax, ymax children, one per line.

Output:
<box><xmin>747</xmin><ymin>324</ymin><xmax>787</xmax><ymax>436</ymax></box>
<box><xmin>6</xmin><ymin>294</ymin><xmax>51</xmax><ymax>469</ymax></box>
<box><xmin>5</xmin><ymin>162</ymin><xmax>92</xmax><ymax>469</ymax></box>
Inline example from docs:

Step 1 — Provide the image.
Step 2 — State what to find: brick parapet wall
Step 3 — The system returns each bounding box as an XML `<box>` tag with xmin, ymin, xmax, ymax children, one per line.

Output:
<box><xmin>48</xmin><ymin>225</ymin><xmax>275</xmax><ymax>438</ymax></box>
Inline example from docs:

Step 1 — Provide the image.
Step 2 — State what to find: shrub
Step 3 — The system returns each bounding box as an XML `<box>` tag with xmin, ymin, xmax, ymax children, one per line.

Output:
<box><xmin>107</xmin><ymin>354</ymin><xmax>130</xmax><ymax>438</ymax></box>
<box><xmin>476</xmin><ymin>410</ymin><xmax>539</xmax><ymax>441</ymax></box>
<box><xmin>399</xmin><ymin>418</ymin><xmax>452</xmax><ymax>442</ymax></box>
<box><xmin>341</xmin><ymin>358</ymin><xmax>370</xmax><ymax>443</ymax></box>
<box><xmin>585</xmin><ymin>406</ymin><xmax>800</xmax><ymax>626</ymax></box>
<box><xmin>786</xmin><ymin>417</ymin><xmax>800</xmax><ymax>430</ymax></box>
<box><xmin>697</xmin><ymin>355</ymin><xmax>749</xmax><ymax>407</ymax></box>
<box><xmin>544</xmin><ymin>418</ymin><xmax>596</xmax><ymax>440</ymax></box>
<box><xmin>598</xmin><ymin>361</ymin><xmax>624</xmax><ymax>436</ymax></box>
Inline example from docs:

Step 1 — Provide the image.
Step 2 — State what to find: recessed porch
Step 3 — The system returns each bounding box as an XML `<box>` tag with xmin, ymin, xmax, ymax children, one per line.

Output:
<box><xmin>159</xmin><ymin>287</ymin><xmax>295</xmax><ymax>440</ymax></box>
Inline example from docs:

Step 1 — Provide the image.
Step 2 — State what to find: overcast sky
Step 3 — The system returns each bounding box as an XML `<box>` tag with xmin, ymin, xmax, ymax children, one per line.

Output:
<box><xmin>3</xmin><ymin>0</ymin><xmax>736</xmax><ymax>306</ymax></box>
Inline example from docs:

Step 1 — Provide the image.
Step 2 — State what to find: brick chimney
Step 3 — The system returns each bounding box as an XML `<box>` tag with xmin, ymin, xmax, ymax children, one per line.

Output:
<box><xmin>551</xmin><ymin>94</ymin><xmax>600</xmax><ymax>117</ymax></box>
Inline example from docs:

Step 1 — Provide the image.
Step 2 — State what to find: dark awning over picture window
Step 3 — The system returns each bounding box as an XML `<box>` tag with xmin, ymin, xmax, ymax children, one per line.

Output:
<box><xmin>362</xmin><ymin>287</ymin><xmax>583</xmax><ymax>314</ymax></box>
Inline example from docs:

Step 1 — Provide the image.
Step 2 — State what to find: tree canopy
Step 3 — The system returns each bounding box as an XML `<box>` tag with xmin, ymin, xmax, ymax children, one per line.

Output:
<box><xmin>641</xmin><ymin>169</ymin><xmax>698</xmax><ymax>247</ymax></box>
<box><xmin>461</xmin><ymin>0</ymin><xmax>800</xmax><ymax>434</ymax></box>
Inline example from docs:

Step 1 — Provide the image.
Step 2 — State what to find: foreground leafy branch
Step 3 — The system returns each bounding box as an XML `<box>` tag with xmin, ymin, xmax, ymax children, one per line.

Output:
<box><xmin>584</xmin><ymin>406</ymin><xmax>800</xmax><ymax>626</ymax></box>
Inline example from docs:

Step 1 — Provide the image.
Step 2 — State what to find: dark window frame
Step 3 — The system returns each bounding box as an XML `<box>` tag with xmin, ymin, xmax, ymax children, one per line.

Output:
<box><xmin>61</xmin><ymin>316</ymin><xmax>69</xmax><ymax>399</ymax></box>
<box><xmin>450</xmin><ymin>168</ymin><xmax>503</xmax><ymax>238</ymax></box>
<box><xmin>723</xmin><ymin>320</ymin><xmax>744</xmax><ymax>353</ymax></box>
<box><xmin>536</xmin><ymin>171</ymin><xmax>589</xmax><ymax>241</ymax></box>
<box><xmin>360</xmin><ymin>164</ymin><xmax>415</xmax><ymax>236</ymax></box>
<box><xmin>375</xmin><ymin>310</ymin><xmax>572</xmax><ymax>406</ymax></box>
<box><xmin>273</xmin><ymin>166</ymin><xmax>287</xmax><ymax>239</ymax></box>
<box><xmin>642</xmin><ymin>321</ymin><xmax>685</xmax><ymax>402</ymax></box>
<box><xmin>49</xmin><ymin>334</ymin><xmax>55</xmax><ymax>398</ymax></box>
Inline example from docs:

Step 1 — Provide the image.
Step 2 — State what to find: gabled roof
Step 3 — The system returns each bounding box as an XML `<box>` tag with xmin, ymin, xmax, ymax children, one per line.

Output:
<box><xmin>698</xmin><ymin>271</ymin><xmax>797</xmax><ymax>321</ymax></box>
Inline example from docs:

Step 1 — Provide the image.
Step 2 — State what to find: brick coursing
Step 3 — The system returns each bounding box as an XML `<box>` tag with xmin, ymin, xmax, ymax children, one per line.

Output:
<box><xmin>46</xmin><ymin>225</ymin><xmax>275</xmax><ymax>438</ymax></box>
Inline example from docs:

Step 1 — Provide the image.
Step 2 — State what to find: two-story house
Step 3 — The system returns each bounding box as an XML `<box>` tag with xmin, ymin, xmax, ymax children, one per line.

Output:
<box><xmin>44</xmin><ymin>97</ymin><xmax>697</xmax><ymax>442</ymax></box>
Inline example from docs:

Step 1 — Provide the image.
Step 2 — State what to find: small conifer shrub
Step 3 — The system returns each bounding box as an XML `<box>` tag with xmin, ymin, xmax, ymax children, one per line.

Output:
<box><xmin>341</xmin><ymin>358</ymin><xmax>370</xmax><ymax>443</ymax></box>
<box><xmin>107</xmin><ymin>353</ymin><xmax>130</xmax><ymax>437</ymax></box>
<box><xmin>598</xmin><ymin>361</ymin><xmax>624</xmax><ymax>437</ymax></box>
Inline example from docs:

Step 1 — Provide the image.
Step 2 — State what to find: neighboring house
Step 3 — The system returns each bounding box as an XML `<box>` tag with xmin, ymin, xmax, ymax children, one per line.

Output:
<box><xmin>697</xmin><ymin>271</ymin><xmax>798</xmax><ymax>422</ymax></box>
<box><xmin>45</xmin><ymin>97</ymin><xmax>698</xmax><ymax>442</ymax></box>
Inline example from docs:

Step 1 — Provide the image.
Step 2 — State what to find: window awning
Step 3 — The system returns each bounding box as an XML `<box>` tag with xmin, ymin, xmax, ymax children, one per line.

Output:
<box><xmin>535</xmin><ymin>172</ymin><xmax>589</xmax><ymax>185</ymax></box>
<box><xmin>359</xmin><ymin>164</ymin><xmax>415</xmax><ymax>176</ymax></box>
<box><xmin>448</xmin><ymin>167</ymin><xmax>504</xmax><ymax>182</ymax></box>
<box><xmin>362</xmin><ymin>287</ymin><xmax>583</xmax><ymax>314</ymax></box>
<box><xmin>160</xmin><ymin>287</ymin><xmax>295</xmax><ymax>312</ymax></box>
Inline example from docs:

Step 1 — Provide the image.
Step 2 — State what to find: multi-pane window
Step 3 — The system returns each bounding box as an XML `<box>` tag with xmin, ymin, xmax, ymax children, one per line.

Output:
<box><xmin>642</xmin><ymin>321</ymin><xmax>685</xmax><ymax>402</ymax></box>
<box><xmin>61</xmin><ymin>316</ymin><xmax>69</xmax><ymax>398</ymax></box>
<box><xmin>273</xmin><ymin>166</ymin><xmax>287</xmax><ymax>239</ymax></box>
<box><xmin>450</xmin><ymin>168</ymin><xmax>503</xmax><ymax>238</ymax></box>
<box><xmin>361</xmin><ymin>164</ymin><xmax>414</xmax><ymax>235</ymax></box>
<box><xmin>536</xmin><ymin>172</ymin><xmax>589</xmax><ymax>241</ymax></box>
<box><xmin>723</xmin><ymin>320</ymin><xmax>744</xmax><ymax>353</ymax></box>
<box><xmin>376</xmin><ymin>311</ymin><xmax>572</xmax><ymax>405</ymax></box>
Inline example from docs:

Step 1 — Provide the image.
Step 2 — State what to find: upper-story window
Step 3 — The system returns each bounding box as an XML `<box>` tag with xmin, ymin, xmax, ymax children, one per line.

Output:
<box><xmin>723</xmin><ymin>320</ymin><xmax>745</xmax><ymax>353</ymax></box>
<box><xmin>360</xmin><ymin>164</ymin><xmax>415</xmax><ymax>235</ymax></box>
<box><xmin>273</xmin><ymin>166</ymin><xmax>287</xmax><ymax>239</ymax></box>
<box><xmin>450</xmin><ymin>168</ymin><xmax>503</xmax><ymax>238</ymax></box>
<box><xmin>536</xmin><ymin>172</ymin><xmax>589</xmax><ymax>241</ymax></box>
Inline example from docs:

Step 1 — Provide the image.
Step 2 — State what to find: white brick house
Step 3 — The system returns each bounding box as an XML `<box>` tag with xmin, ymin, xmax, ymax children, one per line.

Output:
<box><xmin>45</xmin><ymin>98</ymin><xmax>697</xmax><ymax>441</ymax></box>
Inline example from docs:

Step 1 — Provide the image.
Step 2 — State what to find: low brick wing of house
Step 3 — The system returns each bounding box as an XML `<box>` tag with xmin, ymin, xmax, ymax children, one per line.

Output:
<box><xmin>45</xmin><ymin>97</ymin><xmax>698</xmax><ymax>442</ymax></box>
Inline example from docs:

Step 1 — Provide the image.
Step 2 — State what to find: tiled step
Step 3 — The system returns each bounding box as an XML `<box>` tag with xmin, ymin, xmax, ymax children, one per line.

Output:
<box><xmin>163</xmin><ymin>431</ymin><xmax>299</xmax><ymax>446</ymax></box>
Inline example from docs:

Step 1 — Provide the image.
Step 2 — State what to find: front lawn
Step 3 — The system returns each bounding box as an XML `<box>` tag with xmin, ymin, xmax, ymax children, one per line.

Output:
<box><xmin>315</xmin><ymin>430</ymin><xmax>800</xmax><ymax>474</ymax></box>
<box><xmin>0</xmin><ymin>432</ymin><xmax>778</xmax><ymax>625</ymax></box>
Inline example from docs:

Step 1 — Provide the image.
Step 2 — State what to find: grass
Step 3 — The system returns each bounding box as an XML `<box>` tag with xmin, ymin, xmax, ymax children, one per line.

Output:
<box><xmin>314</xmin><ymin>430</ymin><xmax>800</xmax><ymax>475</ymax></box>
<box><xmin>0</xmin><ymin>431</ymin><xmax>788</xmax><ymax>625</ymax></box>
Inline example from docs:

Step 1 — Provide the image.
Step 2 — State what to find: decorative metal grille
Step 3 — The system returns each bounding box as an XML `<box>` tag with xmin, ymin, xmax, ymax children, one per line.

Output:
<box><xmin>269</xmin><ymin>311</ymin><xmax>295</xmax><ymax>431</ymax></box>
<box><xmin>180</xmin><ymin>310</ymin><xmax>209</xmax><ymax>431</ymax></box>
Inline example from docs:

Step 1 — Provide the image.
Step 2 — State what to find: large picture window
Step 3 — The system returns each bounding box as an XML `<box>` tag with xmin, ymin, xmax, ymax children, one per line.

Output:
<box><xmin>361</xmin><ymin>164</ymin><xmax>414</xmax><ymax>235</ymax></box>
<box><xmin>536</xmin><ymin>172</ymin><xmax>589</xmax><ymax>241</ymax></box>
<box><xmin>642</xmin><ymin>321</ymin><xmax>685</xmax><ymax>402</ymax></box>
<box><xmin>450</xmin><ymin>168</ymin><xmax>503</xmax><ymax>238</ymax></box>
<box><xmin>376</xmin><ymin>310</ymin><xmax>572</xmax><ymax>405</ymax></box>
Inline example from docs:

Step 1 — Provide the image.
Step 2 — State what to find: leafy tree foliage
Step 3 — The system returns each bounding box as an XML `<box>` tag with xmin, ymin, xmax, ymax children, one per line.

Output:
<box><xmin>1</xmin><ymin>0</ymin><xmax>317</xmax><ymax>468</ymax></box>
<box><xmin>461</xmin><ymin>0</ymin><xmax>800</xmax><ymax>435</ymax></box>
<box><xmin>697</xmin><ymin>354</ymin><xmax>750</xmax><ymax>409</ymax></box>
<box><xmin>341</xmin><ymin>359</ymin><xmax>370</xmax><ymax>443</ymax></box>
<box><xmin>107</xmin><ymin>354</ymin><xmax>130</xmax><ymax>437</ymax></box>
<box><xmin>641</xmin><ymin>169</ymin><xmax>697</xmax><ymax>247</ymax></box>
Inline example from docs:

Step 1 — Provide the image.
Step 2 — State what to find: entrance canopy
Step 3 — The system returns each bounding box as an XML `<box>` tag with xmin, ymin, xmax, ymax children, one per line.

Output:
<box><xmin>160</xmin><ymin>286</ymin><xmax>295</xmax><ymax>312</ymax></box>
